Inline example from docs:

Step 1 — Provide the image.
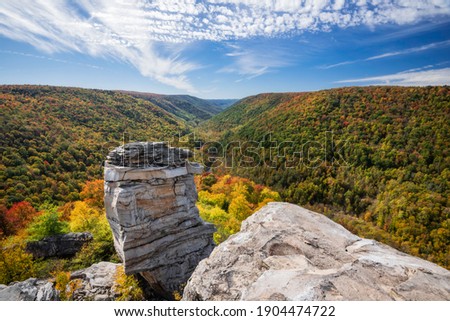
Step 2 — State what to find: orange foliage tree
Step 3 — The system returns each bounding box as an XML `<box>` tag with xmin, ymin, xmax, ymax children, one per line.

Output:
<box><xmin>80</xmin><ymin>180</ymin><xmax>104</xmax><ymax>209</ymax></box>
<box><xmin>1</xmin><ymin>201</ymin><xmax>39</xmax><ymax>235</ymax></box>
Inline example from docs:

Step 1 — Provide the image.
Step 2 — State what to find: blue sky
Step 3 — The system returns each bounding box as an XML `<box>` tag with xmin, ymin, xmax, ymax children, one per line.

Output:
<box><xmin>0</xmin><ymin>1</ymin><xmax>449</xmax><ymax>99</ymax></box>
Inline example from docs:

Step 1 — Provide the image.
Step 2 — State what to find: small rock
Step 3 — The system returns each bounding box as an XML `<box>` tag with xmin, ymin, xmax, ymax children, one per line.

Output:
<box><xmin>94</xmin><ymin>294</ymin><xmax>110</xmax><ymax>301</ymax></box>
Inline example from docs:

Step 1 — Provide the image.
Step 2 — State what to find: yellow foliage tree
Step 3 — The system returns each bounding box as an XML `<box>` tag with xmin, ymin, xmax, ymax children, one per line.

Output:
<box><xmin>196</xmin><ymin>174</ymin><xmax>280</xmax><ymax>244</ymax></box>
<box><xmin>228</xmin><ymin>195</ymin><xmax>253</xmax><ymax>221</ymax></box>
<box><xmin>53</xmin><ymin>271</ymin><xmax>82</xmax><ymax>301</ymax></box>
<box><xmin>0</xmin><ymin>244</ymin><xmax>35</xmax><ymax>284</ymax></box>
<box><xmin>69</xmin><ymin>201</ymin><xmax>102</xmax><ymax>233</ymax></box>
<box><xmin>113</xmin><ymin>265</ymin><xmax>144</xmax><ymax>301</ymax></box>
<box><xmin>257</xmin><ymin>187</ymin><xmax>281</xmax><ymax>210</ymax></box>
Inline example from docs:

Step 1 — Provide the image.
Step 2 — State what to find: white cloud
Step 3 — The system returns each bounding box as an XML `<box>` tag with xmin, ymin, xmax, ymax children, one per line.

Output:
<box><xmin>333</xmin><ymin>0</ymin><xmax>346</xmax><ymax>11</ymax></box>
<box><xmin>0</xmin><ymin>0</ymin><xmax>449</xmax><ymax>90</ymax></box>
<box><xmin>336</xmin><ymin>67</ymin><xmax>450</xmax><ymax>85</ymax></box>
<box><xmin>320</xmin><ymin>60</ymin><xmax>356</xmax><ymax>69</ymax></box>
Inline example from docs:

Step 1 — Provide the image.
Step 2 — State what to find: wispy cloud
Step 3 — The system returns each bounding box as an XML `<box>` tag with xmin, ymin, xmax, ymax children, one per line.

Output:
<box><xmin>0</xmin><ymin>49</ymin><xmax>102</xmax><ymax>69</ymax></box>
<box><xmin>399</xmin><ymin>61</ymin><xmax>449</xmax><ymax>73</ymax></box>
<box><xmin>366</xmin><ymin>40</ymin><xmax>450</xmax><ymax>60</ymax></box>
<box><xmin>336</xmin><ymin>67</ymin><xmax>450</xmax><ymax>86</ymax></box>
<box><xmin>321</xmin><ymin>40</ymin><xmax>450</xmax><ymax>69</ymax></box>
<box><xmin>219</xmin><ymin>43</ymin><xmax>291</xmax><ymax>79</ymax></box>
<box><xmin>368</xmin><ymin>20</ymin><xmax>450</xmax><ymax>44</ymax></box>
<box><xmin>1</xmin><ymin>1</ymin><xmax>450</xmax><ymax>90</ymax></box>
<box><xmin>320</xmin><ymin>60</ymin><xmax>355</xmax><ymax>69</ymax></box>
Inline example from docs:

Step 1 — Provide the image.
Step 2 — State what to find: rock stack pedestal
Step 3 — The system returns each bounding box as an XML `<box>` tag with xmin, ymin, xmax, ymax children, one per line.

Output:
<box><xmin>104</xmin><ymin>142</ymin><xmax>215</xmax><ymax>298</ymax></box>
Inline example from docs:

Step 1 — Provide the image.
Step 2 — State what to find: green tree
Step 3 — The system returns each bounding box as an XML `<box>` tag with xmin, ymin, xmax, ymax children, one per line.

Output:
<box><xmin>27</xmin><ymin>207</ymin><xmax>69</xmax><ymax>241</ymax></box>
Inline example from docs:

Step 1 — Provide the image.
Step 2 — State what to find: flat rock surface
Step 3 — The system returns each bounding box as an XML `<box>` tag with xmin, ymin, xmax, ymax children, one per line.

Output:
<box><xmin>183</xmin><ymin>202</ymin><xmax>450</xmax><ymax>301</ymax></box>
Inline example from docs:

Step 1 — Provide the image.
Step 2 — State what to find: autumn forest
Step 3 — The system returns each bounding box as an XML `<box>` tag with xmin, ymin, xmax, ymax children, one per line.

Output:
<box><xmin>0</xmin><ymin>85</ymin><xmax>449</xmax><ymax>294</ymax></box>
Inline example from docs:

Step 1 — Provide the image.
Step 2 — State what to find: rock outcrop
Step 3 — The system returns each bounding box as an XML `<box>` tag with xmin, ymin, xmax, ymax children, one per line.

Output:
<box><xmin>0</xmin><ymin>279</ymin><xmax>59</xmax><ymax>301</ymax></box>
<box><xmin>183</xmin><ymin>202</ymin><xmax>450</xmax><ymax>301</ymax></box>
<box><xmin>25</xmin><ymin>232</ymin><xmax>93</xmax><ymax>259</ymax></box>
<box><xmin>104</xmin><ymin>142</ymin><xmax>215</xmax><ymax>298</ymax></box>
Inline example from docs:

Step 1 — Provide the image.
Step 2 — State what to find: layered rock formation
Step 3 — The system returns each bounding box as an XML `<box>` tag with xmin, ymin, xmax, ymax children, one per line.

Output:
<box><xmin>104</xmin><ymin>142</ymin><xmax>215</xmax><ymax>298</ymax></box>
<box><xmin>25</xmin><ymin>232</ymin><xmax>93</xmax><ymax>259</ymax></box>
<box><xmin>183</xmin><ymin>202</ymin><xmax>450</xmax><ymax>301</ymax></box>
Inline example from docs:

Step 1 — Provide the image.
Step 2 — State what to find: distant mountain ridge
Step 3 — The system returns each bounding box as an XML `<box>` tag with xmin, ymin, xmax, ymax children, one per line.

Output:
<box><xmin>0</xmin><ymin>85</ymin><xmax>235</xmax><ymax>207</ymax></box>
<box><xmin>206</xmin><ymin>99</ymin><xmax>238</xmax><ymax>110</ymax></box>
<box><xmin>117</xmin><ymin>90</ymin><xmax>230</xmax><ymax>123</ymax></box>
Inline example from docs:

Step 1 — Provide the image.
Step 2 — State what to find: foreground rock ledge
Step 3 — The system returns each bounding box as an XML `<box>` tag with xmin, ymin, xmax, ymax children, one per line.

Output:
<box><xmin>183</xmin><ymin>202</ymin><xmax>450</xmax><ymax>301</ymax></box>
<box><xmin>0</xmin><ymin>262</ymin><xmax>120</xmax><ymax>301</ymax></box>
<box><xmin>104</xmin><ymin>143</ymin><xmax>215</xmax><ymax>298</ymax></box>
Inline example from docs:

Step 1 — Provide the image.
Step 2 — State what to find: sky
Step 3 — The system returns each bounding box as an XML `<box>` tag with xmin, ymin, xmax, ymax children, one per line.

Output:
<box><xmin>0</xmin><ymin>1</ymin><xmax>449</xmax><ymax>99</ymax></box>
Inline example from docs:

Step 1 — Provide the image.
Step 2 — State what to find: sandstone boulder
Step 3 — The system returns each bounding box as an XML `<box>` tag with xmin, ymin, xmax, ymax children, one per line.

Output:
<box><xmin>25</xmin><ymin>232</ymin><xmax>93</xmax><ymax>259</ymax></box>
<box><xmin>183</xmin><ymin>202</ymin><xmax>450</xmax><ymax>301</ymax></box>
<box><xmin>107</xmin><ymin>142</ymin><xmax>191</xmax><ymax>168</ymax></box>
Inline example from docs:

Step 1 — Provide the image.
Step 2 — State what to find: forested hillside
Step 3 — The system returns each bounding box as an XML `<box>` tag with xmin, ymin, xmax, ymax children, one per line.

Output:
<box><xmin>200</xmin><ymin>86</ymin><xmax>450</xmax><ymax>268</ymax></box>
<box><xmin>0</xmin><ymin>85</ymin><xmax>189</xmax><ymax>208</ymax></box>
